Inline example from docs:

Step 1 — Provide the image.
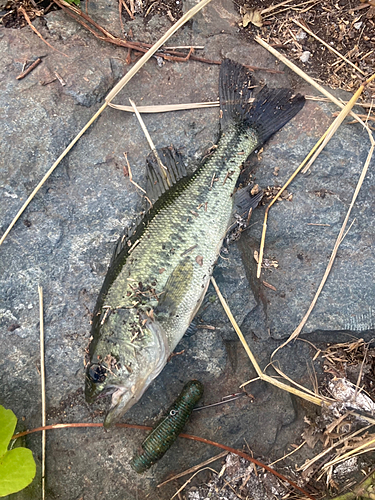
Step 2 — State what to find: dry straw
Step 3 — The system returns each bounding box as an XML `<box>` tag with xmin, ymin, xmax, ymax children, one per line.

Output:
<box><xmin>254</xmin><ymin>36</ymin><xmax>375</xmax><ymax>355</ymax></box>
<box><xmin>38</xmin><ymin>285</ymin><xmax>46</xmax><ymax>500</ymax></box>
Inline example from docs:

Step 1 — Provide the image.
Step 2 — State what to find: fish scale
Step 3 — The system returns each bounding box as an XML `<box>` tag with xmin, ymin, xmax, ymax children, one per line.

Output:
<box><xmin>105</xmin><ymin>126</ymin><xmax>258</xmax><ymax>348</ymax></box>
<box><xmin>85</xmin><ymin>59</ymin><xmax>305</xmax><ymax>428</ymax></box>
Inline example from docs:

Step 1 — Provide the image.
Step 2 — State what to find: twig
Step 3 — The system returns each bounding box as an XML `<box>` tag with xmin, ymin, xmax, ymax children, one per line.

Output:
<box><xmin>129</xmin><ymin>99</ymin><xmax>170</xmax><ymax>187</ymax></box>
<box><xmin>19</xmin><ymin>7</ymin><xmax>68</xmax><ymax>57</ymax></box>
<box><xmin>157</xmin><ymin>451</ymin><xmax>228</xmax><ymax>487</ymax></box>
<box><xmin>53</xmin><ymin>0</ymin><xmax>282</xmax><ymax>72</ymax></box>
<box><xmin>38</xmin><ymin>285</ymin><xmax>46</xmax><ymax>500</ymax></box>
<box><xmin>16</xmin><ymin>58</ymin><xmax>42</xmax><ymax>80</ymax></box>
<box><xmin>12</xmin><ymin>423</ymin><xmax>315</xmax><ymax>499</ymax></box>
<box><xmin>293</xmin><ymin>19</ymin><xmax>366</xmax><ymax>76</ymax></box>
<box><xmin>0</xmin><ymin>0</ymin><xmax>214</xmax><ymax>247</ymax></box>
<box><xmin>170</xmin><ymin>467</ymin><xmax>219</xmax><ymax>500</ymax></box>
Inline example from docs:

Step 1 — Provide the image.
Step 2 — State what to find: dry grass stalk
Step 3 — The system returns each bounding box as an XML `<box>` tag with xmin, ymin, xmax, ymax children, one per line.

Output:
<box><xmin>255</xmin><ymin>35</ymin><xmax>375</xmax><ymax>354</ymax></box>
<box><xmin>210</xmin><ymin>276</ymin><xmax>323</xmax><ymax>406</ymax></box>
<box><xmin>261</xmin><ymin>0</ymin><xmax>294</xmax><ymax>14</ymax></box>
<box><xmin>129</xmin><ymin>98</ymin><xmax>170</xmax><ymax>186</ymax></box>
<box><xmin>323</xmin><ymin>434</ymin><xmax>375</xmax><ymax>471</ymax></box>
<box><xmin>157</xmin><ymin>452</ymin><xmax>227</xmax><ymax>488</ymax></box>
<box><xmin>269</xmin><ymin>440</ymin><xmax>306</xmax><ymax>466</ymax></box>
<box><xmin>170</xmin><ymin>467</ymin><xmax>219</xmax><ymax>500</ymax></box>
<box><xmin>274</xmin><ymin>130</ymin><xmax>374</xmax><ymax>355</ymax></box>
<box><xmin>292</xmin><ymin>19</ymin><xmax>366</xmax><ymax>76</ymax></box>
<box><xmin>306</xmin><ymin>95</ymin><xmax>375</xmax><ymax>109</ymax></box>
<box><xmin>297</xmin><ymin>425</ymin><xmax>372</xmax><ymax>472</ymax></box>
<box><xmin>38</xmin><ymin>285</ymin><xmax>46</xmax><ymax>500</ymax></box>
<box><xmin>108</xmin><ymin>101</ymin><xmax>220</xmax><ymax>113</ymax></box>
<box><xmin>0</xmin><ymin>0</ymin><xmax>213</xmax><ymax>247</ymax></box>
<box><xmin>123</xmin><ymin>152</ymin><xmax>147</xmax><ymax>195</ymax></box>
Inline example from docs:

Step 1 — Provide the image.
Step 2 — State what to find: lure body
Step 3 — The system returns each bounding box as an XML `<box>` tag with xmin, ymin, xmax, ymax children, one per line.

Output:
<box><xmin>130</xmin><ymin>380</ymin><xmax>204</xmax><ymax>473</ymax></box>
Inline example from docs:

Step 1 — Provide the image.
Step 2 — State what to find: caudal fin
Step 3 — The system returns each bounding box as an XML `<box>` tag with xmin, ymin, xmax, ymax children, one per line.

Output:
<box><xmin>219</xmin><ymin>59</ymin><xmax>305</xmax><ymax>146</ymax></box>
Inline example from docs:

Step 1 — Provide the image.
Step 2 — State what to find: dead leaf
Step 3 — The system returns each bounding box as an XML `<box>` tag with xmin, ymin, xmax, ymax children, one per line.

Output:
<box><xmin>251</xmin><ymin>184</ymin><xmax>260</xmax><ymax>196</ymax></box>
<box><xmin>240</xmin><ymin>5</ymin><xmax>263</xmax><ymax>27</ymax></box>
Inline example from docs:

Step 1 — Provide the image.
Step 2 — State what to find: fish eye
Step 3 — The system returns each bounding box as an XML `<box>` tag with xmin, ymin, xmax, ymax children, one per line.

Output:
<box><xmin>88</xmin><ymin>363</ymin><xmax>107</xmax><ymax>383</ymax></box>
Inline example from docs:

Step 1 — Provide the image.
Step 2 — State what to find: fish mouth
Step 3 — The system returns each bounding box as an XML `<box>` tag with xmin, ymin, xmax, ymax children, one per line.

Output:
<box><xmin>104</xmin><ymin>386</ymin><xmax>140</xmax><ymax>429</ymax></box>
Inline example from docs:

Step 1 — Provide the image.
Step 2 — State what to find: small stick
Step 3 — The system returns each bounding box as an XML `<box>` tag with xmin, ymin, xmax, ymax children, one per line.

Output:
<box><xmin>38</xmin><ymin>285</ymin><xmax>46</xmax><ymax>500</ymax></box>
<box><xmin>120</xmin><ymin>0</ymin><xmax>134</xmax><ymax>20</ymax></box>
<box><xmin>164</xmin><ymin>45</ymin><xmax>204</xmax><ymax>50</ymax></box>
<box><xmin>157</xmin><ymin>451</ymin><xmax>227</xmax><ymax>487</ymax></box>
<box><xmin>129</xmin><ymin>98</ymin><xmax>170</xmax><ymax>187</ymax></box>
<box><xmin>19</xmin><ymin>7</ymin><xmax>68</xmax><ymax>57</ymax></box>
<box><xmin>293</xmin><ymin>19</ymin><xmax>366</xmax><ymax>76</ymax></box>
<box><xmin>123</xmin><ymin>152</ymin><xmax>147</xmax><ymax>194</ymax></box>
<box><xmin>105</xmin><ymin>0</ymin><xmax>213</xmax><ymax>103</ymax></box>
<box><xmin>16</xmin><ymin>58</ymin><xmax>42</xmax><ymax>80</ymax></box>
<box><xmin>54</xmin><ymin>71</ymin><xmax>66</xmax><ymax>86</ymax></box>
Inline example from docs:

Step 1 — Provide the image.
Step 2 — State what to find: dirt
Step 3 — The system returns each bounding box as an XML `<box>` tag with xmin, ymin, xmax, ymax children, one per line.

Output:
<box><xmin>3</xmin><ymin>0</ymin><xmax>374</xmax><ymax>99</ymax></box>
<box><xmin>237</xmin><ymin>0</ymin><xmax>375</xmax><ymax>99</ymax></box>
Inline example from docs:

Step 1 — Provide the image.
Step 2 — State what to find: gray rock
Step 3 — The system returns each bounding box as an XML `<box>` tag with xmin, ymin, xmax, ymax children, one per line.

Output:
<box><xmin>0</xmin><ymin>0</ymin><xmax>373</xmax><ymax>499</ymax></box>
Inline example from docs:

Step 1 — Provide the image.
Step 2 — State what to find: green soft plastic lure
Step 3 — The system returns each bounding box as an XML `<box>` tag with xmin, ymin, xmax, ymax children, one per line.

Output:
<box><xmin>130</xmin><ymin>380</ymin><xmax>204</xmax><ymax>473</ymax></box>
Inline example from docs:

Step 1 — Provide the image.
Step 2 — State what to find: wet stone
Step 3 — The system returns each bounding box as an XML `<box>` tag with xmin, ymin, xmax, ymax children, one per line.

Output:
<box><xmin>0</xmin><ymin>0</ymin><xmax>374</xmax><ymax>498</ymax></box>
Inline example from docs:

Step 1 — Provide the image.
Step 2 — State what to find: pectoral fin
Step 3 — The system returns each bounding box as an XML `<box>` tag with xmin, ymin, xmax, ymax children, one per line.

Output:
<box><xmin>155</xmin><ymin>258</ymin><xmax>194</xmax><ymax>319</ymax></box>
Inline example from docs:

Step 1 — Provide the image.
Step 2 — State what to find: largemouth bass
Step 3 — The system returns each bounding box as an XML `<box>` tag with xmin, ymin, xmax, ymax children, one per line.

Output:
<box><xmin>85</xmin><ymin>59</ymin><xmax>305</xmax><ymax>428</ymax></box>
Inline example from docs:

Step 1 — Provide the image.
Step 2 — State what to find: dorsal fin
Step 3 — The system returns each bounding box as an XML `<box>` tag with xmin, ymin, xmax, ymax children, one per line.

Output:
<box><xmin>108</xmin><ymin>148</ymin><xmax>187</xmax><ymax>270</ymax></box>
<box><xmin>146</xmin><ymin>147</ymin><xmax>187</xmax><ymax>204</ymax></box>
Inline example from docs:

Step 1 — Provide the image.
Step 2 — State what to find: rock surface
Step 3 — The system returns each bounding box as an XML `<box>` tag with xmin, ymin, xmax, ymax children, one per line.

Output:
<box><xmin>0</xmin><ymin>0</ymin><xmax>374</xmax><ymax>498</ymax></box>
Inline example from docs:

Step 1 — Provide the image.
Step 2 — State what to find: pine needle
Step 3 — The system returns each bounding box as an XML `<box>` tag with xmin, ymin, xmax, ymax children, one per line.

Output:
<box><xmin>293</xmin><ymin>19</ymin><xmax>366</xmax><ymax>76</ymax></box>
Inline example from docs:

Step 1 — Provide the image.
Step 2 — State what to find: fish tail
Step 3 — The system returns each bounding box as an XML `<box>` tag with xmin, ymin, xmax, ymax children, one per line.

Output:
<box><xmin>219</xmin><ymin>59</ymin><xmax>305</xmax><ymax>146</ymax></box>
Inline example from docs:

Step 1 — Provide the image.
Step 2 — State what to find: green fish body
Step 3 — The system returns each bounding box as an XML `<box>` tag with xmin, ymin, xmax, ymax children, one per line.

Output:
<box><xmin>85</xmin><ymin>60</ymin><xmax>305</xmax><ymax>427</ymax></box>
